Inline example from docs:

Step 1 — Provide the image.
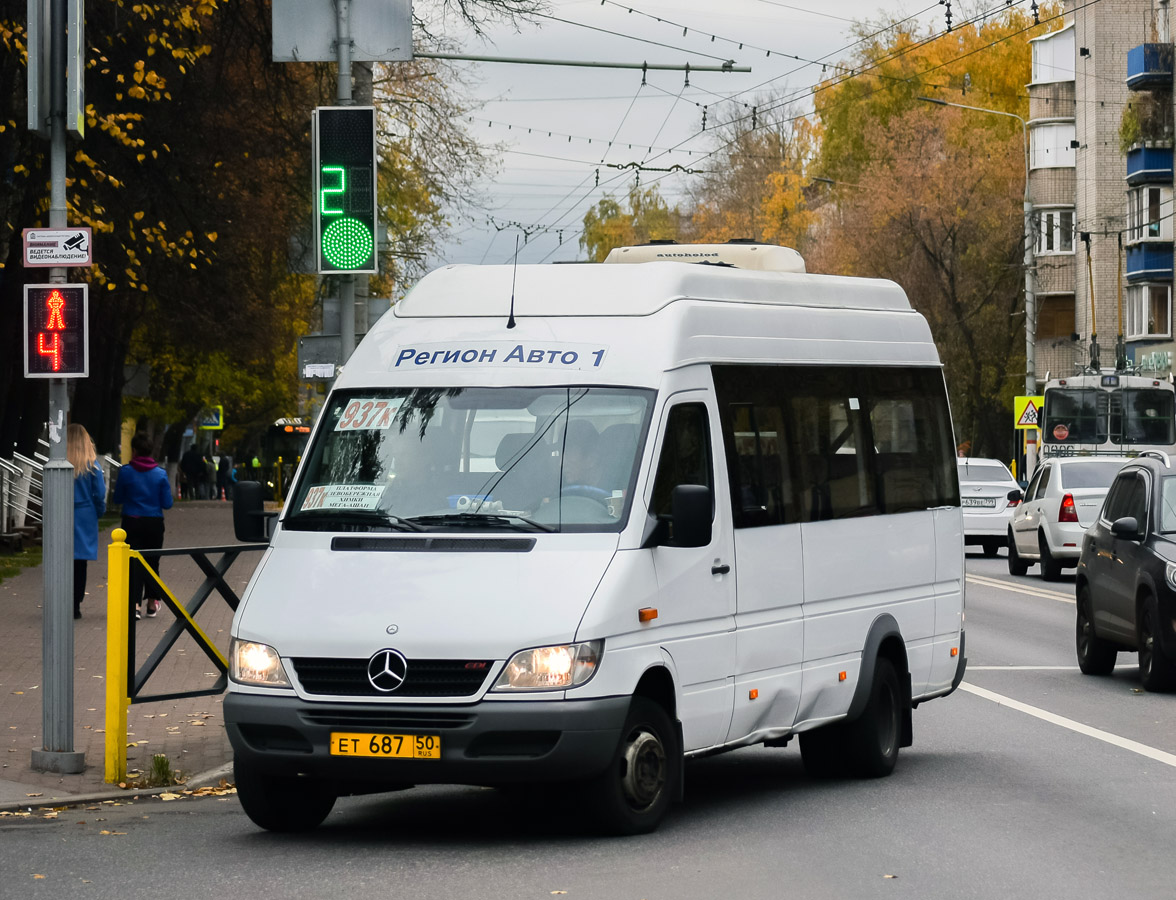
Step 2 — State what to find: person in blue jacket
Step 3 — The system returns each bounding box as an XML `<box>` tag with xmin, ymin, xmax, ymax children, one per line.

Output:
<box><xmin>113</xmin><ymin>432</ymin><xmax>174</xmax><ymax>620</ymax></box>
<box><xmin>68</xmin><ymin>424</ymin><xmax>106</xmax><ymax>620</ymax></box>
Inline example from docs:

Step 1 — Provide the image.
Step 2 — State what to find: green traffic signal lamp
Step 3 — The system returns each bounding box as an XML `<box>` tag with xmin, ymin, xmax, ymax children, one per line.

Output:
<box><xmin>313</xmin><ymin>107</ymin><xmax>378</xmax><ymax>274</ymax></box>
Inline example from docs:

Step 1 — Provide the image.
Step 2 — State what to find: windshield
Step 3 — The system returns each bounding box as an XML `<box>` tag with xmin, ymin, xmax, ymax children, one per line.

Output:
<box><xmin>1160</xmin><ymin>477</ymin><xmax>1176</xmax><ymax>534</ymax></box>
<box><xmin>958</xmin><ymin>462</ymin><xmax>1013</xmax><ymax>483</ymax></box>
<box><xmin>1058</xmin><ymin>460</ymin><xmax>1128</xmax><ymax>489</ymax></box>
<box><xmin>286</xmin><ymin>387</ymin><xmax>654</xmax><ymax>533</ymax></box>
<box><xmin>1116</xmin><ymin>389</ymin><xmax>1176</xmax><ymax>444</ymax></box>
<box><xmin>1043</xmin><ymin>389</ymin><xmax>1107</xmax><ymax>444</ymax></box>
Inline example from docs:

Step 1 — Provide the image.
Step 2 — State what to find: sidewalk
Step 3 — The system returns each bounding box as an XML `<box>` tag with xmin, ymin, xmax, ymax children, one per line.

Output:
<box><xmin>0</xmin><ymin>501</ymin><xmax>264</xmax><ymax>808</ymax></box>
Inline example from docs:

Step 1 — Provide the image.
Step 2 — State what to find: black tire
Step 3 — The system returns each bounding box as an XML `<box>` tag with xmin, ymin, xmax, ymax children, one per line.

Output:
<box><xmin>1138</xmin><ymin>595</ymin><xmax>1176</xmax><ymax>692</ymax></box>
<box><xmin>981</xmin><ymin>539</ymin><xmax>1000</xmax><ymax>558</ymax></box>
<box><xmin>1008</xmin><ymin>530</ymin><xmax>1029</xmax><ymax>576</ymax></box>
<box><xmin>234</xmin><ymin>760</ymin><xmax>336</xmax><ymax>832</ymax></box>
<box><xmin>1039</xmin><ymin>532</ymin><xmax>1062</xmax><ymax>581</ymax></box>
<box><xmin>841</xmin><ymin>658</ymin><xmax>902</xmax><ymax>778</ymax></box>
<box><xmin>799</xmin><ymin>724</ymin><xmax>848</xmax><ymax>779</ymax></box>
<box><xmin>1076</xmin><ymin>586</ymin><xmax>1117</xmax><ymax>675</ymax></box>
<box><xmin>584</xmin><ymin>697</ymin><xmax>679</xmax><ymax>835</ymax></box>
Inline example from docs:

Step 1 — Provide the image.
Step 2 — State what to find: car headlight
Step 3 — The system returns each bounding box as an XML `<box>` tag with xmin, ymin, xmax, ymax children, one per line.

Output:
<box><xmin>1165</xmin><ymin>563</ymin><xmax>1176</xmax><ymax>592</ymax></box>
<box><xmin>492</xmin><ymin>641</ymin><xmax>602</xmax><ymax>692</ymax></box>
<box><xmin>230</xmin><ymin>638</ymin><xmax>292</xmax><ymax>687</ymax></box>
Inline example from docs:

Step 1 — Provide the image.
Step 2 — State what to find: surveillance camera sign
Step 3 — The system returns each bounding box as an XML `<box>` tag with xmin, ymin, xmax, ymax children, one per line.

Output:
<box><xmin>23</xmin><ymin>228</ymin><xmax>93</xmax><ymax>267</ymax></box>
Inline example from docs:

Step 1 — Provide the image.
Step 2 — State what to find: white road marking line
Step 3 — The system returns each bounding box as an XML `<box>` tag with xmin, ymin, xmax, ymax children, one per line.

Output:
<box><xmin>959</xmin><ymin>682</ymin><xmax>1176</xmax><ymax>768</ymax></box>
<box><xmin>968</xmin><ymin>665</ymin><xmax>1135</xmax><ymax>671</ymax></box>
<box><xmin>966</xmin><ymin>574</ymin><xmax>1075</xmax><ymax>604</ymax></box>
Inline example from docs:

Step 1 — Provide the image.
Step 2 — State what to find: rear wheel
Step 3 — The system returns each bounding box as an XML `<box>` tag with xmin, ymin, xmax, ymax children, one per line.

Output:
<box><xmin>234</xmin><ymin>760</ymin><xmax>336</xmax><ymax>832</ymax></box>
<box><xmin>584</xmin><ymin>697</ymin><xmax>679</xmax><ymax>835</ymax></box>
<box><xmin>1076</xmin><ymin>586</ymin><xmax>1117</xmax><ymax>675</ymax></box>
<box><xmin>800</xmin><ymin>659</ymin><xmax>902</xmax><ymax>780</ymax></box>
<box><xmin>981</xmin><ymin>539</ymin><xmax>1000</xmax><ymax>558</ymax></box>
<box><xmin>1007</xmin><ymin>530</ymin><xmax>1029</xmax><ymax>576</ymax></box>
<box><xmin>1138</xmin><ymin>595</ymin><xmax>1176</xmax><ymax>692</ymax></box>
<box><xmin>1039</xmin><ymin>532</ymin><xmax>1062</xmax><ymax>581</ymax></box>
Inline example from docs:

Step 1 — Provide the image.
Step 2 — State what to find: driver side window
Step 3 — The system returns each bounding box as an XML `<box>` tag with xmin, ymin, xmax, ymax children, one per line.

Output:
<box><xmin>651</xmin><ymin>404</ymin><xmax>713</xmax><ymax>518</ymax></box>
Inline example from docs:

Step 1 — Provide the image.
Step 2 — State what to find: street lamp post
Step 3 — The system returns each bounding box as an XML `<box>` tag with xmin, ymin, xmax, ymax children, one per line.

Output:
<box><xmin>918</xmin><ymin>96</ymin><xmax>1038</xmax><ymax>475</ymax></box>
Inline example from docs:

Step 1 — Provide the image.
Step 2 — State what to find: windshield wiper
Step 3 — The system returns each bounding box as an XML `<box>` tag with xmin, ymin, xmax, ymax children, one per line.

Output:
<box><xmin>406</xmin><ymin>512</ymin><xmax>556</xmax><ymax>533</ymax></box>
<box><xmin>287</xmin><ymin>509</ymin><xmax>424</xmax><ymax>532</ymax></box>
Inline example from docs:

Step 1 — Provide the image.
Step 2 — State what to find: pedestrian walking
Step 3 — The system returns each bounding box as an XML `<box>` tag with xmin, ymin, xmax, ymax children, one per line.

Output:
<box><xmin>217</xmin><ymin>454</ymin><xmax>233</xmax><ymax>501</ymax></box>
<box><xmin>68</xmin><ymin>424</ymin><xmax>105</xmax><ymax>620</ymax></box>
<box><xmin>180</xmin><ymin>444</ymin><xmax>205</xmax><ymax>501</ymax></box>
<box><xmin>113</xmin><ymin>433</ymin><xmax>174</xmax><ymax>620</ymax></box>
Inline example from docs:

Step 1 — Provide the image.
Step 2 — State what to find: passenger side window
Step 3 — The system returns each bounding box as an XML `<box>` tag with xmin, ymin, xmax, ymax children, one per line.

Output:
<box><xmin>651</xmin><ymin>404</ymin><xmax>713</xmax><ymax>518</ymax></box>
<box><xmin>1035</xmin><ymin>466</ymin><xmax>1052</xmax><ymax>499</ymax></box>
<box><xmin>1121</xmin><ymin>475</ymin><xmax>1149</xmax><ymax>529</ymax></box>
<box><xmin>791</xmin><ymin>369</ymin><xmax>875</xmax><ymax>520</ymax></box>
<box><xmin>1101</xmin><ymin>474</ymin><xmax>1132</xmax><ymax>523</ymax></box>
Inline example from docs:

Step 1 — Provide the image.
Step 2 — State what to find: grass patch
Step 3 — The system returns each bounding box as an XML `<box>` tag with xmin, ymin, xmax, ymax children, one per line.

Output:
<box><xmin>0</xmin><ymin>543</ymin><xmax>43</xmax><ymax>587</ymax></box>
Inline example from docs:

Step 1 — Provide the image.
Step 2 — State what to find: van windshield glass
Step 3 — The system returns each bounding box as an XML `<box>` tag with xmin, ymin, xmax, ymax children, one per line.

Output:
<box><xmin>286</xmin><ymin>387</ymin><xmax>654</xmax><ymax>533</ymax></box>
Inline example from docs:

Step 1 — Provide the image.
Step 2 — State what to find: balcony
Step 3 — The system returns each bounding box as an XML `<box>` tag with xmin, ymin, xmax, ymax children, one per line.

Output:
<box><xmin>1126</xmin><ymin>242</ymin><xmax>1174</xmax><ymax>282</ymax></box>
<box><xmin>1126</xmin><ymin>143</ymin><xmax>1174</xmax><ymax>185</ymax></box>
<box><xmin>1127</xmin><ymin>43</ymin><xmax>1174</xmax><ymax>89</ymax></box>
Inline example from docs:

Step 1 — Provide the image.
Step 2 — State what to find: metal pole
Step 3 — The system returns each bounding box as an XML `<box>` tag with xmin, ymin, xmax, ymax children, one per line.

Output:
<box><xmin>336</xmin><ymin>0</ymin><xmax>356</xmax><ymax>362</ymax></box>
<box><xmin>32</xmin><ymin>0</ymin><xmax>83</xmax><ymax>775</ymax></box>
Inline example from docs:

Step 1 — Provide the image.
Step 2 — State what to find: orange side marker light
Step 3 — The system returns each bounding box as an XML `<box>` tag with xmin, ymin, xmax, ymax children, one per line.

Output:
<box><xmin>638</xmin><ymin>607</ymin><xmax>658</xmax><ymax>623</ymax></box>
<box><xmin>950</xmin><ymin>647</ymin><xmax>959</xmax><ymax>657</ymax></box>
<box><xmin>749</xmin><ymin>689</ymin><xmax>759</xmax><ymax>700</ymax></box>
<box><xmin>838</xmin><ymin>671</ymin><xmax>847</xmax><ymax>682</ymax></box>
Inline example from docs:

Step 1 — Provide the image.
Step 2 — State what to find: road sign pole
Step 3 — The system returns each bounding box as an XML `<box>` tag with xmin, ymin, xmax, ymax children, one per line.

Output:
<box><xmin>31</xmin><ymin>0</ymin><xmax>83</xmax><ymax>775</ymax></box>
<box><xmin>335</xmin><ymin>0</ymin><xmax>356</xmax><ymax>363</ymax></box>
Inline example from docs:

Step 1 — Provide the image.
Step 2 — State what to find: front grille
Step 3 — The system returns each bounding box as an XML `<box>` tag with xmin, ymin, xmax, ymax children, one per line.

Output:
<box><xmin>299</xmin><ymin>709</ymin><xmax>476</xmax><ymax>730</ymax></box>
<box><xmin>292</xmin><ymin>657</ymin><xmax>492</xmax><ymax>697</ymax></box>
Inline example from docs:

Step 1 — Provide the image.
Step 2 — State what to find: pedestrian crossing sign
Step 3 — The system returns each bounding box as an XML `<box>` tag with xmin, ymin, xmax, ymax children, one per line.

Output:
<box><xmin>198</xmin><ymin>405</ymin><xmax>224</xmax><ymax>430</ymax></box>
<box><xmin>1014</xmin><ymin>395</ymin><xmax>1043</xmax><ymax>430</ymax></box>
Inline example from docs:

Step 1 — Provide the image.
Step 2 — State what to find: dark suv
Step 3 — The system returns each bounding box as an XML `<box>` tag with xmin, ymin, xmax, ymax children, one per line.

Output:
<box><xmin>1075</xmin><ymin>452</ymin><xmax>1176</xmax><ymax>691</ymax></box>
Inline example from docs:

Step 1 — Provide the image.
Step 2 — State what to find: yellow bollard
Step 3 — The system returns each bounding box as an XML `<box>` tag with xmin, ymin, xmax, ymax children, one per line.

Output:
<box><xmin>105</xmin><ymin>528</ymin><xmax>131</xmax><ymax>784</ymax></box>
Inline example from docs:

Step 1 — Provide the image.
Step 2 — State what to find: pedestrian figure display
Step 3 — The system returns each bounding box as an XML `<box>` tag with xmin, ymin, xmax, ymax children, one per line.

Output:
<box><xmin>113</xmin><ymin>433</ymin><xmax>174</xmax><ymax>620</ymax></box>
<box><xmin>68</xmin><ymin>424</ymin><xmax>105</xmax><ymax>620</ymax></box>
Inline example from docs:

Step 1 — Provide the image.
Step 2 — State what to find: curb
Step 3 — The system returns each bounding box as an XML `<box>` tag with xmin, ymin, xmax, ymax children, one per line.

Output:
<box><xmin>0</xmin><ymin>761</ymin><xmax>234</xmax><ymax>813</ymax></box>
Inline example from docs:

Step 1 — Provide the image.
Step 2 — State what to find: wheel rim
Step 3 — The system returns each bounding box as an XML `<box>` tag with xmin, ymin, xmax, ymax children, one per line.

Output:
<box><xmin>619</xmin><ymin>727</ymin><xmax>667</xmax><ymax>812</ymax></box>
<box><xmin>1141</xmin><ymin>607</ymin><xmax>1155</xmax><ymax>677</ymax></box>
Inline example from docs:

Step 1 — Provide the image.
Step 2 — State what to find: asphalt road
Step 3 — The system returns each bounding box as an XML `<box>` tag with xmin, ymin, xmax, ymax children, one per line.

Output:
<box><xmin>3</xmin><ymin>550</ymin><xmax>1175</xmax><ymax>900</ymax></box>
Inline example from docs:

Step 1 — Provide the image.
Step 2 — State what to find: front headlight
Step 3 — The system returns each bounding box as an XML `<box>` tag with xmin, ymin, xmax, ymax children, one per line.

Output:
<box><xmin>230</xmin><ymin>638</ymin><xmax>292</xmax><ymax>687</ymax></box>
<box><xmin>1165</xmin><ymin>562</ymin><xmax>1176</xmax><ymax>592</ymax></box>
<box><xmin>492</xmin><ymin>640</ymin><xmax>602</xmax><ymax>692</ymax></box>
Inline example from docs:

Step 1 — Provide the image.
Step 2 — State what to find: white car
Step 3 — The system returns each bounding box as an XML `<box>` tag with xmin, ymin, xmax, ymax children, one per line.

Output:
<box><xmin>1008</xmin><ymin>456</ymin><xmax>1132</xmax><ymax>580</ymax></box>
<box><xmin>957</xmin><ymin>458</ymin><xmax>1021</xmax><ymax>557</ymax></box>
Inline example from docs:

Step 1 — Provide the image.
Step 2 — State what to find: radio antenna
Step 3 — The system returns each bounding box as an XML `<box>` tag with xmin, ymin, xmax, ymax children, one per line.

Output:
<box><xmin>507</xmin><ymin>235</ymin><xmax>519</xmax><ymax>329</ymax></box>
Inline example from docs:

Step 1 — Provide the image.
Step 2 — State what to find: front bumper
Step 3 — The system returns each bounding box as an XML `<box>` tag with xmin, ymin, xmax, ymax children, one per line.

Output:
<box><xmin>224</xmin><ymin>691</ymin><xmax>630</xmax><ymax>789</ymax></box>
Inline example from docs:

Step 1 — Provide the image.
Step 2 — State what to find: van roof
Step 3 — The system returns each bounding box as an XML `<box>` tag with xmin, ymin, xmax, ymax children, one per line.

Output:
<box><xmin>603</xmin><ymin>242</ymin><xmax>806</xmax><ymax>272</ymax></box>
<box><xmin>392</xmin><ymin>262</ymin><xmax>912</xmax><ymax>319</ymax></box>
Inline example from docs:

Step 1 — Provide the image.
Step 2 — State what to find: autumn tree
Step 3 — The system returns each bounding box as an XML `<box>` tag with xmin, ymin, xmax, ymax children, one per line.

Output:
<box><xmin>580</xmin><ymin>183</ymin><xmax>681</xmax><ymax>262</ymax></box>
<box><xmin>689</xmin><ymin>98</ymin><xmax>818</xmax><ymax>252</ymax></box>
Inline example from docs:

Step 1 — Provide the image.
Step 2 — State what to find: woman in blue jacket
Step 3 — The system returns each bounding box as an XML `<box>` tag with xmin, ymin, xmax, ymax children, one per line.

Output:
<box><xmin>68</xmin><ymin>424</ymin><xmax>105</xmax><ymax>620</ymax></box>
<box><xmin>113</xmin><ymin>433</ymin><xmax>174</xmax><ymax>620</ymax></box>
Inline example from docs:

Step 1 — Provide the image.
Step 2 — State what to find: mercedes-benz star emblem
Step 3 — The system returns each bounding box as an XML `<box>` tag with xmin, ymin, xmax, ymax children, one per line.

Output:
<box><xmin>367</xmin><ymin>648</ymin><xmax>408</xmax><ymax>693</ymax></box>
<box><xmin>386</xmin><ymin>624</ymin><xmax>399</xmax><ymax>635</ymax></box>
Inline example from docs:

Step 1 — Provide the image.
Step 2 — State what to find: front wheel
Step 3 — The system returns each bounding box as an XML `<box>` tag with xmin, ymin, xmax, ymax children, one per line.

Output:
<box><xmin>1008</xmin><ymin>530</ymin><xmax>1029</xmax><ymax>576</ymax></box>
<box><xmin>584</xmin><ymin>697</ymin><xmax>679</xmax><ymax>835</ymax></box>
<box><xmin>1076</xmin><ymin>586</ymin><xmax>1117</xmax><ymax>675</ymax></box>
<box><xmin>234</xmin><ymin>760</ymin><xmax>336</xmax><ymax>832</ymax></box>
<box><xmin>1138</xmin><ymin>595</ymin><xmax>1176</xmax><ymax>692</ymax></box>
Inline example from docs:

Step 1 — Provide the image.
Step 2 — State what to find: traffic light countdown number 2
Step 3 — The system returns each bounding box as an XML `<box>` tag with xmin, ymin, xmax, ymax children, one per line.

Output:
<box><xmin>316</xmin><ymin>107</ymin><xmax>376</xmax><ymax>273</ymax></box>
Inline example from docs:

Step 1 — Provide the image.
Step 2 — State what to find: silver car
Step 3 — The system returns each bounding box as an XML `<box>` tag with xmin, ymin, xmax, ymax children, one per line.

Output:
<box><xmin>1008</xmin><ymin>456</ymin><xmax>1132</xmax><ymax>580</ymax></box>
<box><xmin>957</xmin><ymin>458</ymin><xmax>1021</xmax><ymax>557</ymax></box>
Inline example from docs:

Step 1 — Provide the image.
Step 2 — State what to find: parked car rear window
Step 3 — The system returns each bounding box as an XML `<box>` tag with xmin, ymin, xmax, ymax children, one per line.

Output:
<box><xmin>1058</xmin><ymin>460</ymin><xmax>1127</xmax><ymax>489</ymax></box>
<box><xmin>958</xmin><ymin>463</ymin><xmax>1012</xmax><ymax>482</ymax></box>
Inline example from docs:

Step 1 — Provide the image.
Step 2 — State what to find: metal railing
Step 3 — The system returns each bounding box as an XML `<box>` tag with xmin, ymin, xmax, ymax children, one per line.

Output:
<box><xmin>104</xmin><ymin>528</ymin><xmax>268</xmax><ymax>783</ymax></box>
<box><xmin>1</xmin><ymin>454</ymin><xmax>43</xmax><ymax>530</ymax></box>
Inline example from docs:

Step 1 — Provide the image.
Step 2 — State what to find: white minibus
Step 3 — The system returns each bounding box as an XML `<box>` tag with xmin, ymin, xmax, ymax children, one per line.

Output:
<box><xmin>225</xmin><ymin>242</ymin><xmax>967</xmax><ymax>834</ymax></box>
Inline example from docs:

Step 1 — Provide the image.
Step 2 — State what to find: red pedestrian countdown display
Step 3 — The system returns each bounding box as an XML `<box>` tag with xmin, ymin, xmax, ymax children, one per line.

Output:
<box><xmin>24</xmin><ymin>284</ymin><xmax>88</xmax><ymax>378</ymax></box>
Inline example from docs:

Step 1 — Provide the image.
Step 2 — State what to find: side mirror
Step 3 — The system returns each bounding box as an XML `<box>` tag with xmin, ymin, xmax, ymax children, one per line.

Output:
<box><xmin>1007</xmin><ymin>489</ymin><xmax>1023</xmax><ymax>502</ymax></box>
<box><xmin>233</xmin><ymin>480</ymin><xmax>272</xmax><ymax>542</ymax></box>
<box><xmin>1110</xmin><ymin>516</ymin><xmax>1141</xmax><ymax>540</ymax></box>
<box><xmin>670</xmin><ymin>484</ymin><xmax>712</xmax><ymax>548</ymax></box>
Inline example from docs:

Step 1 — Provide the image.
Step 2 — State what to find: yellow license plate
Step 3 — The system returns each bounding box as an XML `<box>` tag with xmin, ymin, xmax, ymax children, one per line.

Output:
<box><xmin>329</xmin><ymin>732</ymin><xmax>441</xmax><ymax>760</ymax></box>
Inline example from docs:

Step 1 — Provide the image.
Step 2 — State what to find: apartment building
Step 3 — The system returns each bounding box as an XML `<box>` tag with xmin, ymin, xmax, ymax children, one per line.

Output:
<box><xmin>1029</xmin><ymin>0</ymin><xmax>1174</xmax><ymax>383</ymax></box>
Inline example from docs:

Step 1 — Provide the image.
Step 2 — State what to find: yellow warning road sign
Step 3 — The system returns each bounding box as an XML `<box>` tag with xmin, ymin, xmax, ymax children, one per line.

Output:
<box><xmin>1014</xmin><ymin>395</ymin><xmax>1043</xmax><ymax>430</ymax></box>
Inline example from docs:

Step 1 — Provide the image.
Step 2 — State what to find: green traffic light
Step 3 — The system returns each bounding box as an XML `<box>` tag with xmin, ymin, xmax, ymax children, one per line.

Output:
<box><xmin>321</xmin><ymin>217</ymin><xmax>374</xmax><ymax>270</ymax></box>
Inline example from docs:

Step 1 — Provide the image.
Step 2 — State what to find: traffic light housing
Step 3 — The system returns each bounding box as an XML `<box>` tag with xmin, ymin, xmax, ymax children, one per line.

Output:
<box><xmin>24</xmin><ymin>284</ymin><xmax>88</xmax><ymax>378</ymax></box>
<box><xmin>313</xmin><ymin>106</ymin><xmax>378</xmax><ymax>274</ymax></box>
